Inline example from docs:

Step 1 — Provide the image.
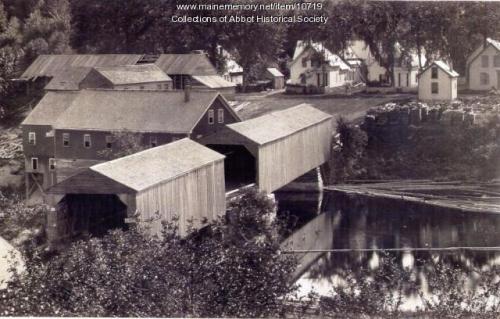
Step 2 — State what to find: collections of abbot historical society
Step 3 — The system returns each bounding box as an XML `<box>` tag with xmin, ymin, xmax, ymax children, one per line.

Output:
<box><xmin>171</xmin><ymin>14</ymin><xmax>328</xmax><ymax>24</ymax></box>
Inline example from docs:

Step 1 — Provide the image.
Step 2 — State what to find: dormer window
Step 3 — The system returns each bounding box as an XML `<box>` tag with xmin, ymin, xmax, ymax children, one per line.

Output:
<box><xmin>431</xmin><ymin>67</ymin><xmax>438</xmax><ymax>79</ymax></box>
<box><xmin>208</xmin><ymin>109</ymin><xmax>215</xmax><ymax>125</ymax></box>
<box><xmin>28</xmin><ymin>132</ymin><xmax>36</xmax><ymax>145</ymax></box>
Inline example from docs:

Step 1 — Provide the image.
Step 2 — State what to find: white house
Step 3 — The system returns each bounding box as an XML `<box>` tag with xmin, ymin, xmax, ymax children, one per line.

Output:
<box><xmin>289</xmin><ymin>41</ymin><xmax>354</xmax><ymax>89</ymax></box>
<box><xmin>218</xmin><ymin>46</ymin><xmax>243</xmax><ymax>85</ymax></box>
<box><xmin>418</xmin><ymin>61</ymin><xmax>459</xmax><ymax>101</ymax></box>
<box><xmin>466</xmin><ymin>38</ymin><xmax>500</xmax><ymax>91</ymax></box>
<box><xmin>344</xmin><ymin>40</ymin><xmax>387</xmax><ymax>83</ymax></box>
<box><xmin>393</xmin><ymin>45</ymin><xmax>426</xmax><ymax>90</ymax></box>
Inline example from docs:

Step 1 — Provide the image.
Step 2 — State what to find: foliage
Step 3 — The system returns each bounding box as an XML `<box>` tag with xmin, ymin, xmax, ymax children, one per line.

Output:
<box><xmin>0</xmin><ymin>188</ymin><xmax>299</xmax><ymax>317</ymax></box>
<box><xmin>329</xmin><ymin>108</ymin><xmax>500</xmax><ymax>182</ymax></box>
<box><xmin>0</xmin><ymin>191</ymin><xmax>46</xmax><ymax>242</ymax></box>
<box><xmin>329</xmin><ymin>117</ymin><xmax>368</xmax><ymax>184</ymax></box>
<box><xmin>97</xmin><ymin>130</ymin><xmax>148</xmax><ymax>160</ymax></box>
<box><xmin>317</xmin><ymin>253</ymin><xmax>500</xmax><ymax>318</ymax></box>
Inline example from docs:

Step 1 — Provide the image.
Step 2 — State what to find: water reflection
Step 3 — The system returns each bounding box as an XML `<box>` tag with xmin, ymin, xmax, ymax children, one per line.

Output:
<box><xmin>276</xmin><ymin>190</ymin><xmax>500</xmax><ymax>308</ymax></box>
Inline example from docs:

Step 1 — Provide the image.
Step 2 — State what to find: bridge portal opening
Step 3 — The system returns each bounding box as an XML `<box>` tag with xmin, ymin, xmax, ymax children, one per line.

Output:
<box><xmin>206</xmin><ymin>144</ymin><xmax>256</xmax><ymax>191</ymax></box>
<box><xmin>56</xmin><ymin>194</ymin><xmax>128</xmax><ymax>238</ymax></box>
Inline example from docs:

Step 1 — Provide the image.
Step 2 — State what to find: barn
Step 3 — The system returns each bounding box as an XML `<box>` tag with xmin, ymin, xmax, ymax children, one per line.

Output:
<box><xmin>47</xmin><ymin>138</ymin><xmax>226</xmax><ymax>238</ymax></box>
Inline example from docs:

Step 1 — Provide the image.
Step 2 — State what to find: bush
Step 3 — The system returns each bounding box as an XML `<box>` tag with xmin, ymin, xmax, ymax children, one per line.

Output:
<box><xmin>0</xmin><ymin>188</ymin><xmax>299</xmax><ymax>317</ymax></box>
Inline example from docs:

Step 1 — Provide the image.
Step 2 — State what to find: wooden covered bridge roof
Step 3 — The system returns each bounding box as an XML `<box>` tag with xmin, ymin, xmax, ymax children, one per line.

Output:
<box><xmin>48</xmin><ymin>138</ymin><xmax>225</xmax><ymax>194</ymax></box>
<box><xmin>226</xmin><ymin>104</ymin><xmax>332</xmax><ymax>145</ymax></box>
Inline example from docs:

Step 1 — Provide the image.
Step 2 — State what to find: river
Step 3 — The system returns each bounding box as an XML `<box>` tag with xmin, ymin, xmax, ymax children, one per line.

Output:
<box><xmin>276</xmin><ymin>190</ymin><xmax>500</xmax><ymax>310</ymax></box>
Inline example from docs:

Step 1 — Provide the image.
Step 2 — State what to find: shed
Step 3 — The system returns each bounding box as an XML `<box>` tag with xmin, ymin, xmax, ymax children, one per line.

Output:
<box><xmin>225</xmin><ymin>104</ymin><xmax>333</xmax><ymax>193</ymax></box>
<box><xmin>418</xmin><ymin>61</ymin><xmax>459</xmax><ymax>101</ymax></box>
<box><xmin>265</xmin><ymin>68</ymin><xmax>285</xmax><ymax>89</ymax></box>
<box><xmin>48</xmin><ymin>138</ymin><xmax>226</xmax><ymax>237</ymax></box>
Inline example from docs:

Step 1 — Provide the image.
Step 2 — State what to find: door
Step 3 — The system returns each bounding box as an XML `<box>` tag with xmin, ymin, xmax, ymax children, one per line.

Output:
<box><xmin>398</xmin><ymin>73</ymin><xmax>401</xmax><ymax>87</ymax></box>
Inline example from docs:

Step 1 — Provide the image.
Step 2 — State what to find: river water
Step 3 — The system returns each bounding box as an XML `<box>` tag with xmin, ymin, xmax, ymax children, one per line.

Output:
<box><xmin>275</xmin><ymin>190</ymin><xmax>500</xmax><ymax>310</ymax></box>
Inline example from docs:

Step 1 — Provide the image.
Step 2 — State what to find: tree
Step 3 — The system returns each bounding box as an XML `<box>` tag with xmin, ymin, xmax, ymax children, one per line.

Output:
<box><xmin>97</xmin><ymin>130</ymin><xmax>147</xmax><ymax>160</ymax></box>
<box><xmin>0</xmin><ymin>188</ymin><xmax>299</xmax><ymax>317</ymax></box>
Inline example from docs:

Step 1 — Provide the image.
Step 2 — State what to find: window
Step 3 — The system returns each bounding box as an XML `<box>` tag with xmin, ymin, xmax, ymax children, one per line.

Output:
<box><xmin>157</xmin><ymin>84</ymin><xmax>162</xmax><ymax>90</ymax></box>
<box><xmin>150</xmin><ymin>136</ymin><xmax>157</xmax><ymax>147</ymax></box>
<box><xmin>482</xmin><ymin>55</ymin><xmax>489</xmax><ymax>68</ymax></box>
<box><xmin>62</xmin><ymin>133</ymin><xmax>70</xmax><ymax>147</ymax></box>
<box><xmin>415</xmin><ymin>73</ymin><xmax>418</xmax><ymax>83</ymax></box>
<box><xmin>164</xmin><ymin>83</ymin><xmax>169</xmax><ymax>90</ymax></box>
<box><xmin>105</xmin><ymin>135</ymin><xmax>113</xmax><ymax>149</ymax></box>
<box><xmin>302</xmin><ymin>58</ymin><xmax>307</xmax><ymax>67</ymax></box>
<box><xmin>49</xmin><ymin>158</ymin><xmax>56</xmax><ymax>171</ymax></box>
<box><xmin>431</xmin><ymin>82</ymin><xmax>439</xmax><ymax>94</ymax></box>
<box><xmin>431</xmin><ymin>67</ymin><xmax>438</xmax><ymax>79</ymax></box>
<box><xmin>208</xmin><ymin>109</ymin><xmax>215</xmax><ymax>124</ymax></box>
<box><xmin>323</xmin><ymin>72</ymin><xmax>329</xmax><ymax>87</ymax></box>
<box><xmin>480</xmin><ymin>72</ymin><xmax>489</xmax><ymax>85</ymax></box>
<box><xmin>28</xmin><ymin>132</ymin><xmax>36</xmax><ymax>145</ymax></box>
<box><xmin>495</xmin><ymin>56</ymin><xmax>500</xmax><ymax>67</ymax></box>
<box><xmin>140</xmin><ymin>85</ymin><xmax>145</xmax><ymax>90</ymax></box>
<box><xmin>31</xmin><ymin>157</ymin><xmax>38</xmax><ymax>171</ymax></box>
<box><xmin>83</xmin><ymin>134</ymin><xmax>91</xmax><ymax>148</ymax></box>
<box><xmin>217</xmin><ymin>109</ymin><xmax>224</xmax><ymax>123</ymax></box>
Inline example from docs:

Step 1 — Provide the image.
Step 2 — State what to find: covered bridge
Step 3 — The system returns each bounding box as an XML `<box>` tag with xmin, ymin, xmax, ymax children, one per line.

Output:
<box><xmin>47</xmin><ymin>138</ymin><xmax>226</xmax><ymax>239</ymax></box>
<box><xmin>202</xmin><ymin>104</ymin><xmax>333</xmax><ymax>193</ymax></box>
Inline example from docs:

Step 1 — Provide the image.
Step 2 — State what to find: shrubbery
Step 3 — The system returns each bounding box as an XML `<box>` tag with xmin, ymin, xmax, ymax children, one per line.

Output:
<box><xmin>0</xmin><ymin>189</ymin><xmax>301</xmax><ymax>317</ymax></box>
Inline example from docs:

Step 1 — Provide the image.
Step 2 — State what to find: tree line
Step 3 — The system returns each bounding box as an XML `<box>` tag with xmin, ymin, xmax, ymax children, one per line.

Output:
<box><xmin>1</xmin><ymin>0</ymin><xmax>500</xmax><ymax>95</ymax></box>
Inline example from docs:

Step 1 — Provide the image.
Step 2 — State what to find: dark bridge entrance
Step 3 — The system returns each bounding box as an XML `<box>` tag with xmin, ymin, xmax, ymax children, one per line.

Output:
<box><xmin>56</xmin><ymin>194</ymin><xmax>128</xmax><ymax>238</ymax></box>
<box><xmin>206</xmin><ymin>144</ymin><xmax>256</xmax><ymax>191</ymax></box>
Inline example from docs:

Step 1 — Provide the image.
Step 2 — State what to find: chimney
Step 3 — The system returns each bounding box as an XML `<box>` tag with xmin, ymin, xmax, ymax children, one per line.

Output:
<box><xmin>184</xmin><ymin>78</ymin><xmax>191</xmax><ymax>102</ymax></box>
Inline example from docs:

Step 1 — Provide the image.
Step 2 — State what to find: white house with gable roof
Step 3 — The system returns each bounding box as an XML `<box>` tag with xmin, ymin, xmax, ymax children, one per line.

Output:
<box><xmin>418</xmin><ymin>61</ymin><xmax>459</xmax><ymax>101</ymax></box>
<box><xmin>467</xmin><ymin>38</ymin><xmax>500</xmax><ymax>91</ymax></box>
<box><xmin>289</xmin><ymin>41</ymin><xmax>354</xmax><ymax>89</ymax></box>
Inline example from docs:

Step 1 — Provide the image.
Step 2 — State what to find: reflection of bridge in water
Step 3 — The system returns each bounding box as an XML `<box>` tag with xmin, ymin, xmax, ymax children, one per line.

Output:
<box><xmin>277</xmin><ymin>184</ymin><xmax>500</xmax><ymax>285</ymax></box>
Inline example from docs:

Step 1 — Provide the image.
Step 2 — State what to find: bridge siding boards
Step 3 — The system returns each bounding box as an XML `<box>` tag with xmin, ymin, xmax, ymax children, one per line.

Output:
<box><xmin>136</xmin><ymin>160</ymin><xmax>225</xmax><ymax>236</ymax></box>
<box><xmin>227</xmin><ymin>104</ymin><xmax>333</xmax><ymax>193</ymax></box>
<box><xmin>48</xmin><ymin>139</ymin><xmax>226</xmax><ymax>237</ymax></box>
<box><xmin>258</xmin><ymin>119</ymin><xmax>332</xmax><ymax>192</ymax></box>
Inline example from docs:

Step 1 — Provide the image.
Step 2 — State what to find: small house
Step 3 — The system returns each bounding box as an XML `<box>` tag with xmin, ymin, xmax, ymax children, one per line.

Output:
<box><xmin>418</xmin><ymin>61</ymin><xmax>459</xmax><ymax>101</ymax></box>
<box><xmin>289</xmin><ymin>41</ymin><xmax>354</xmax><ymax>90</ymax></box>
<box><xmin>265</xmin><ymin>68</ymin><xmax>285</xmax><ymax>89</ymax></box>
<box><xmin>466</xmin><ymin>38</ymin><xmax>500</xmax><ymax>91</ymax></box>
